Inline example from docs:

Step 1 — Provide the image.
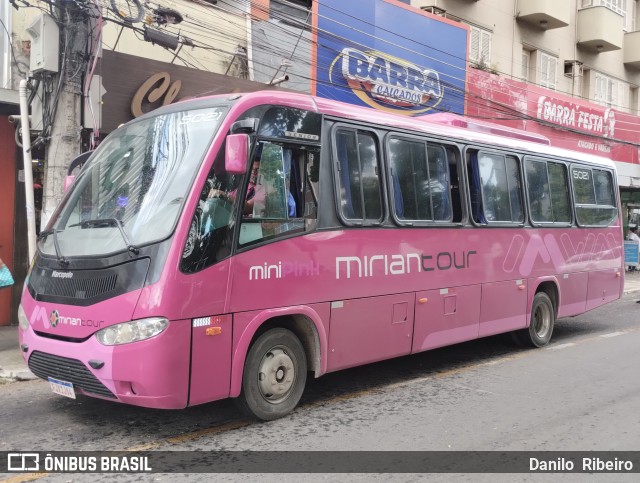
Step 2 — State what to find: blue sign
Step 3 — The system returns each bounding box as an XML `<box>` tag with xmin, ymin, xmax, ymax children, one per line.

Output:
<box><xmin>624</xmin><ymin>241</ymin><xmax>639</xmax><ymax>265</ymax></box>
<box><xmin>315</xmin><ymin>0</ymin><xmax>467</xmax><ymax>116</ymax></box>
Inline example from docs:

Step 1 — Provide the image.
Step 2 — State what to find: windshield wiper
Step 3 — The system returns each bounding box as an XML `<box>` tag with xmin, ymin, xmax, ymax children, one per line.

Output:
<box><xmin>38</xmin><ymin>229</ymin><xmax>69</xmax><ymax>266</ymax></box>
<box><xmin>69</xmin><ymin>218</ymin><xmax>140</xmax><ymax>255</ymax></box>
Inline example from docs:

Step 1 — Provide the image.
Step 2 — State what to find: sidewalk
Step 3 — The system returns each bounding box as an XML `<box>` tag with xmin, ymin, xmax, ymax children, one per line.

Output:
<box><xmin>2</xmin><ymin>272</ymin><xmax>640</xmax><ymax>383</ymax></box>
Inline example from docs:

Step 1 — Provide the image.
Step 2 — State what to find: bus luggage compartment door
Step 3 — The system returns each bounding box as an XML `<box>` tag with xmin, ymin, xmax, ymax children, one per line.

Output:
<box><xmin>479</xmin><ymin>279</ymin><xmax>528</xmax><ymax>337</ymax></box>
<box><xmin>327</xmin><ymin>293</ymin><xmax>415</xmax><ymax>372</ymax></box>
<box><xmin>412</xmin><ymin>285</ymin><xmax>481</xmax><ymax>353</ymax></box>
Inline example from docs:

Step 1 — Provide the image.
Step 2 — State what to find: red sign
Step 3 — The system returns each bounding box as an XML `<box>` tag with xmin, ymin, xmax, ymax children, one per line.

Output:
<box><xmin>465</xmin><ymin>69</ymin><xmax>639</xmax><ymax>165</ymax></box>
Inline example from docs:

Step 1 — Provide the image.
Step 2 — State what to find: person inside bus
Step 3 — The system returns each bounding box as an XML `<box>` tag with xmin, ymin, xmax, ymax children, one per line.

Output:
<box><xmin>208</xmin><ymin>157</ymin><xmax>296</xmax><ymax>218</ymax></box>
<box><xmin>208</xmin><ymin>160</ymin><xmax>259</xmax><ymax>215</ymax></box>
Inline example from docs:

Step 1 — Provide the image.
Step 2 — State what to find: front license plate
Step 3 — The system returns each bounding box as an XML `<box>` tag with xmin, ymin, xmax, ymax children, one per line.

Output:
<box><xmin>48</xmin><ymin>377</ymin><xmax>76</xmax><ymax>399</ymax></box>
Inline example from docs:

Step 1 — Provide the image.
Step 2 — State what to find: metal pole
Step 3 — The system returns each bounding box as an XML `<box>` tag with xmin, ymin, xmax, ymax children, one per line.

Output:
<box><xmin>18</xmin><ymin>79</ymin><xmax>37</xmax><ymax>262</ymax></box>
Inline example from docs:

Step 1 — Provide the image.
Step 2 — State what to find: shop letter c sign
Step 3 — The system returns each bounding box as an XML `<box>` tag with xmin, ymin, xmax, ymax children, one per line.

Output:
<box><xmin>131</xmin><ymin>72</ymin><xmax>182</xmax><ymax>118</ymax></box>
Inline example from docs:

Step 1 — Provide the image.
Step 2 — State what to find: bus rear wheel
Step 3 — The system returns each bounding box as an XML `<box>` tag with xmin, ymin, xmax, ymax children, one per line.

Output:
<box><xmin>513</xmin><ymin>292</ymin><xmax>555</xmax><ymax>348</ymax></box>
<box><xmin>237</xmin><ymin>328</ymin><xmax>307</xmax><ymax>421</ymax></box>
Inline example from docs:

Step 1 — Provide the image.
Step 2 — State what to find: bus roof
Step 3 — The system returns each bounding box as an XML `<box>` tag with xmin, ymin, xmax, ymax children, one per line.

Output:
<box><xmin>189</xmin><ymin>90</ymin><xmax>617</xmax><ymax>170</ymax></box>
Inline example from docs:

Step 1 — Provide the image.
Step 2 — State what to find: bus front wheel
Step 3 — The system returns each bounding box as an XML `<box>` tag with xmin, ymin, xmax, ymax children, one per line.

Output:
<box><xmin>513</xmin><ymin>292</ymin><xmax>555</xmax><ymax>348</ymax></box>
<box><xmin>237</xmin><ymin>328</ymin><xmax>307</xmax><ymax>421</ymax></box>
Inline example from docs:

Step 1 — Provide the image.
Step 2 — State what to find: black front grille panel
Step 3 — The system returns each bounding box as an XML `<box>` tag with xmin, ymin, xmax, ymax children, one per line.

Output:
<box><xmin>28</xmin><ymin>351</ymin><xmax>116</xmax><ymax>399</ymax></box>
<box><xmin>27</xmin><ymin>258</ymin><xmax>150</xmax><ymax>306</ymax></box>
<box><xmin>30</xmin><ymin>274</ymin><xmax>118</xmax><ymax>300</ymax></box>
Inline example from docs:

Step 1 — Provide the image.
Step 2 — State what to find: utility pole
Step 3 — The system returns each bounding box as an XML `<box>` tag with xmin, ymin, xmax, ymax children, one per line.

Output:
<box><xmin>40</xmin><ymin>1</ymin><xmax>89</xmax><ymax>229</ymax></box>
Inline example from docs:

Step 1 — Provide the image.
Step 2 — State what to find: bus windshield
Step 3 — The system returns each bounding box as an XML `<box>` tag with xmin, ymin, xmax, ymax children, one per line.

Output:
<box><xmin>40</xmin><ymin>106</ymin><xmax>227</xmax><ymax>257</ymax></box>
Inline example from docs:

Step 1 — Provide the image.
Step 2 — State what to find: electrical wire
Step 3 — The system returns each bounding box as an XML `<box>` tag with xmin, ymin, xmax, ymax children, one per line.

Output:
<box><xmin>14</xmin><ymin>0</ymin><xmax>640</xmax><ymax>148</ymax></box>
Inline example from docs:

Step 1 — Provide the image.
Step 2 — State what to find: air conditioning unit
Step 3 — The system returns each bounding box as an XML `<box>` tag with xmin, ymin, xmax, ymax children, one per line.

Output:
<box><xmin>421</xmin><ymin>6</ymin><xmax>447</xmax><ymax>17</ymax></box>
<box><xmin>564</xmin><ymin>60</ymin><xmax>584</xmax><ymax>78</ymax></box>
<box><xmin>421</xmin><ymin>6</ymin><xmax>462</xmax><ymax>22</ymax></box>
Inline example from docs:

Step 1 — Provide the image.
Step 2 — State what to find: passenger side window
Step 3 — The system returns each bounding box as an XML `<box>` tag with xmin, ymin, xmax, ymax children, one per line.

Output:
<box><xmin>387</xmin><ymin>137</ymin><xmax>452</xmax><ymax>223</ymax></box>
<box><xmin>334</xmin><ymin>129</ymin><xmax>383</xmax><ymax>223</ymax></box>
<box><xmin>525</xmin><ymin>158</ymin><xmax>571</xmax><ymax>224</ymax></box>
<box><xmin>571</xmin><ymin>166</ymin><xmax>617</xmax><ymax>226</ymax></box>
<box><xmin>471</xmin><ymin>151</ymin><xmax>523</xmax><ymax>224</ymax></box>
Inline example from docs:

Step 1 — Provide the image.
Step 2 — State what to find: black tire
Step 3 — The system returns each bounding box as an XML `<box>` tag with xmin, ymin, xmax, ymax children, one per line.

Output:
<box><xmin>236</xmin><ymin>328</ymin><xmax>307</xmax><ymax>421</ymax></box>
<box><xmin>512</xmin><ymin>292</ymin><xmax>555</xmax><ymax>347</ymax></box>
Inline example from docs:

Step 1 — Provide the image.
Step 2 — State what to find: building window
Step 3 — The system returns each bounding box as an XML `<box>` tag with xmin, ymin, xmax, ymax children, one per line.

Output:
<box><xmin>582</xmin><ymin>0</ymin><xmax>624</xmax><ymax>15</ymax></box>
<box><xmin>582</xmin><ymin>0</ymin><xmax>636</xmax><ymax>30</ymax></box>
<box><xmin>539</xmin><ymin>52</ymin><xmax>557</xmax><ymax>90</ymax></box>
<box><xmin>594</xmin><ymin>72</ymin><xmax>630</xmax><ymax>111</ymax></box>
<box><xmin>469</xmin><ymin>25</ymin><xmax>492</xmax><ymax>67</ymax></box>
<box><xmin>625</xmin><ymin>0</ymin><xmax>637</xmax><ymax>32</ymax></box>
<box><xmin>521</xmin><ymin>49</ymin><xmax>531</xmax><ymax>81</ymax></box>
<box><xmin>271</xmin><ymin>0</ymin><xmax>312</xmax><ymax>27</ymax></box>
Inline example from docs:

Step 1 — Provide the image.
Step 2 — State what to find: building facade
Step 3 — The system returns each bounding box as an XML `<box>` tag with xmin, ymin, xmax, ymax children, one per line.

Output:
<box><xmin>412</xmin><ymin>0</ymin><xmax>640</xmax><ymax>216</ymax></box>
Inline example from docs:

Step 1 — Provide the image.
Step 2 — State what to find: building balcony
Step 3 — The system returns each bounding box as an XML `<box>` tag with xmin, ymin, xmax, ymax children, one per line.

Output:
<box><xmin>517</xmin><ymin>0</ymin><xmax>570</xmax><ymax>30</ymax></box>
<box><xmin>577</xmin><ymin>6</ymin><xmax>623</xmax><ymax>52</ymax></box>
<box><xmin>624</xmin><ymin>31</ymin><xmax>640</xmax><ymax>67</ymax></box>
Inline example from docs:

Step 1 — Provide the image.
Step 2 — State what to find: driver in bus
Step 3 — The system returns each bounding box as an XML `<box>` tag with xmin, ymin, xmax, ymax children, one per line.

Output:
<box><xmin>208</xmin><ymin>157</ymin><xmax>296</xmax><ymax>218</ymax></box>
<box><xmin>208</xmin><ymin>160</ymin><xmax>259</xmax><ymax>216</ymax></box>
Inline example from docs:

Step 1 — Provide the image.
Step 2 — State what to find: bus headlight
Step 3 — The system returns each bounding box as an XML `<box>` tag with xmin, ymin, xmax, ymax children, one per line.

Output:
<box><xmin>18</xmin><ymin>304</ymin><xmax>29</xmax><ymax>331</ymax></box>
<box><xmin>95</xmin><ymin>318</ymin><xmax>169</xmax><ymax>346</ymax></box>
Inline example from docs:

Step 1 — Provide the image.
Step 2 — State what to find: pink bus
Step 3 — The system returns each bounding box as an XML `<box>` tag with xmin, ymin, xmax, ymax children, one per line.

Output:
<box><xmin>18</xmin><ymin>91</ymin><xmax>623</xmax><ymax>420</ymax></box>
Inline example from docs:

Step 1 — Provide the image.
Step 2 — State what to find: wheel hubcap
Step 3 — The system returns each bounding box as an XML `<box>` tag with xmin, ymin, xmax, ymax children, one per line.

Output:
<box><xmin>257</xmin><ymin>347</ymin><xmax>296</xmax><ymax>404</ymax></box>
<box><xmin>533</xmin><ymin>303</ymin><xmax>551</xmax><ymax>339</ymax></box>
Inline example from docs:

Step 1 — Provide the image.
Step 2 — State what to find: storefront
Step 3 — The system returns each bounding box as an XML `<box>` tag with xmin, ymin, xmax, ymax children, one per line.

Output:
<box><xmin>0</xmin><ymin>89</ymin><xmax>25</xmax><ymax>326</ymax></box>
<box><xmin>100</xmin><ymin>50</ymin><xmax>287</xmax><ymax>132</ymax></box>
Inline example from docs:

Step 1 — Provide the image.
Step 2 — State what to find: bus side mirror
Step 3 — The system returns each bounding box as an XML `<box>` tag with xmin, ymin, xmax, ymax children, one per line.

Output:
<box><xmin>226</xmin><ymin>134</ymin><xmax>249</xmax><ymax>174</ymax></box>
<box><xmin>64</xmin><ymin>175</ymin><xmax>75</xmax><ymax>192</ymax></box>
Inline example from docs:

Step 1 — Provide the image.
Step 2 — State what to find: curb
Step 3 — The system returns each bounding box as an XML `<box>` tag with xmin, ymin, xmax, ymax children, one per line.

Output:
<box><xmin>0</xmin><ymin>367</ymin><xmax>37</xmax><ymax>382</ymax></box>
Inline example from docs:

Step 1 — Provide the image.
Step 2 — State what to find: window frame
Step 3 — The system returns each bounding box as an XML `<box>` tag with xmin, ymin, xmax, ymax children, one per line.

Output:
<box><xmin>384</xmin><ymin>133</ymin><xmax>455</xmax><ymax>227</ymax></box>
<box><xmin>466</xmin><ymin>148</ymin><xmax>526</xmax><ymax>227</ymax></box>
<box><xmin>523</xmin><ymin>156</ymin><xmax>573</xmax><ymax>227</ymax></box>
<box><xmin>539</xmin><ymin>51</ymin><xmax>558</xmax><ymax>90</ymax></box>
<box><xmin>468</xmin><ymin>24</ymin><xmax>492</xmax><ymax>66</ymax></box>
<box><xmin>593</xmin><ymin>71</ymin><xmax>630</xmax><ymax>111</ymax></box>
<box><xmin>569</xmin><ymin>163</ymin><xmax>619</xmax><ymax>227</ymax></box>
<box><xmin>331</xmin><ymin>124</ymin><xmax>385</xmax><ymax>227</ymax></box>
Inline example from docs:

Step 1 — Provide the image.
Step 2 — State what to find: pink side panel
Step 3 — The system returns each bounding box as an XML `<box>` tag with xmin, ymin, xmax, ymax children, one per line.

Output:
<box><xmin>412</xmin><ymin>285</ymin><xmax>481</xmax><ymax>353</ymax></box>
<box><xmin>189</xmin><ymin>316</ymin><xmax>233</xmax><ymax>406</ymax></box>
<box><xmin>327</xmin><ymin>293</ymin><xmax>414</xmax><ymax>372</ymax></box>
<box><xmin>586</xmin><ymin>268</ymin><xmax>623</xmax><ymax>311</ymax></box>
<box><xmin>557</xmin><ymin>272</ymin><xmax>589</xmax><ymax>318</ymax></box>
<box><xmin>133</xmin><ymin>259</ymin><xmax>231</xmax><ymax>321</ymax></box>
<box><xmin>479</xmin><ymin>279</ymin><xmax>528</xmax><ymax>337</ymax></box>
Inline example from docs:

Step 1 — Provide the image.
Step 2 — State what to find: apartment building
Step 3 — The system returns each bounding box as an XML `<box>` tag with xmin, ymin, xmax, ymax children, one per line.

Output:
<box><xmin>413</xmin><ymin>0</ymin><xmax>639</xmax><ymax>112</ymax></box>
<box><xmin>411</xmin><ymin>0</ymin><xmax>640</xmax><ymax>217</ymax></box>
